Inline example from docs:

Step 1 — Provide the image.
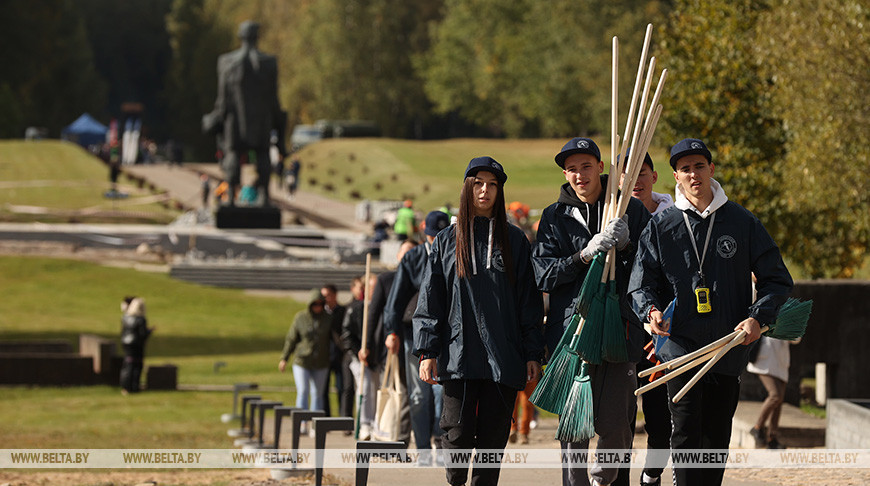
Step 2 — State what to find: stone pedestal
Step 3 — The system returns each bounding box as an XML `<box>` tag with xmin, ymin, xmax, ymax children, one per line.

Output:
<box><xmin>216</xmin><ymin>206</ymin><xmax>281</xmax><ymax>229</ymax></box>
<box><xmin>146</xmin><ymin>364</ymin><xmax>177</xmax><ymax>390</ymax></box>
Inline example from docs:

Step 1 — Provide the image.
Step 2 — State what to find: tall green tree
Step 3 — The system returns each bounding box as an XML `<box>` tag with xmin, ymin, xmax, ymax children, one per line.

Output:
<box><xmin>418</xmin><ymin>0</ymin><xmax>668</xmax><ymax>138</ymax></box>
<box><xmin>0</xmin><ymin>0</ymin><xmax>107</xmax><ymax>137</ymax></box>
<box><xmin>659</xmin><ymin>0</ymin><xmax>788</xmax><ymax>243</ymax></box>
<box><xmin>282</xmin><ymin>0</ymin><xmax>443</xmax><ymax>138</ymax></box>
<box><xmin>757</xmin><ymin>0</ymin><xmax>870</xmax><ymax>277</ymax></box>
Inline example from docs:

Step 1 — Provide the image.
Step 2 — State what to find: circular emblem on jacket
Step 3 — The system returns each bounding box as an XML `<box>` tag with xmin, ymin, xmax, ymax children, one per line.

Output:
<box><xmin>716</xmin><ymin>235</ymin><xmax>737</xmax><ymax>259</ymax></box>
<box><xmin>491</xmin><ymin>249</ymin><xmax>506</xmax><ymax>272</ymax></box>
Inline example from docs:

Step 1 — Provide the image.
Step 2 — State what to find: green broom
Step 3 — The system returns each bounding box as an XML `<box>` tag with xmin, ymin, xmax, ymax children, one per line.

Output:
<box><xmin>576</xmin><ymin>252</ymin><xmax>607</xmax><ymax>318</ymax></box>
<box><xmin>671</xmin><ymin>297</ymin><xmax>813</xmax><ymax>403</ymax></box>
<box><xmin>538</xmin><ymin>253</ymin><xmax>604</xmax><ymax>378</ymax></box>
<box><xmin>555</xmin><ymin>362</ymin><xmax>594</xmax><ymax>442</ymax></box>
<box><xmin>575</xmin><ymin>279</ymin><xmax>606</xmax><ymax>365</ymax></box>
<box><xmin>529</xmin><ymin>254</ymin><xmax>607</xmax><ymax>412</ymax></box>
<box><xmin>601</xmin><ymin>279</ymin><xmax>628</xmax><ymax>362</ymax></box>
<box><xmin>530</xmin><ymin>335</ymin><xmax>581</xmax><ymax>415</ymax></box>
<box><xmin>765</xmin><ymin>298</ymin><xmax>813</xmax><ymax>340</ymax></box>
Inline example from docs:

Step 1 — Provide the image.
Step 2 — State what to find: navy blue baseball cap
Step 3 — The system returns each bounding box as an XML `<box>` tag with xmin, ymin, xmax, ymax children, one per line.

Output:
<box><xmin>464</xmin><ymin>156</ymin><xmax>507</xmax><ymax>185</ymax></box>
<box><xmin>424</xmin><ymin>210</ymin><xmax>450</xmax><ymax>236</ymax></box>
<box><xmin>669</xmin><ymin>138</ymin><xmax>712</xmax><ymax>169</ymax></box>
<box><xmin>555</xmin><ymin>137</ymin><xmax>601</xmax><ymax>168</ymax></box>
<box><xmin>622</xmin><ymin>147</ymin><xmax>654</xmax><ymax>171</ymax></box>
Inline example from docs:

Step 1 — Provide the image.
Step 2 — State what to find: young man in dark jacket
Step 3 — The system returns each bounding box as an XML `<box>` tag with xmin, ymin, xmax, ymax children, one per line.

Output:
<box><xmin>628</xmin><ymin>138</ymin><xmax>793</xmax><ymax>486</ymax></box>
<box><xmin>415</xmin><ymin>157</ymin><xmax>544</xmax><ymax>486</ymax></box>
<box><xmin>532</xmin><ymin>138</ymin><xmax>650</xmax><ymax>486</ymax></box>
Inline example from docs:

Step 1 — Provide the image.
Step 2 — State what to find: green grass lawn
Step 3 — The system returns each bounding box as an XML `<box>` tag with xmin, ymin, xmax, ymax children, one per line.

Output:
<box><xmin>0</xmin><ymin>255</ymin><xmax>306</xmax><ymax>385</ymax></box>
<box><xmin>0</xmin><ymin>256</ymin><xmax>316</xmax><ymax>448</ymax></box>
<box><xmin>0</xmin><ymin>140</ymin><xmax>180</xmax><ymax>223</ymax></box>
<box><xmin>296</xmin><ymin>138</ymin><xmax>674</xmax><ymax>213</ymax></box>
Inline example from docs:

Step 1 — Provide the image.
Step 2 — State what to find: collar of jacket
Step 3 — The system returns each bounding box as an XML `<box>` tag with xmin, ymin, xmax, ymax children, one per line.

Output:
<box><xmin>675</xmin><ymin>178</ymin><xmax>728</xmax><ymax>219</ymax></box>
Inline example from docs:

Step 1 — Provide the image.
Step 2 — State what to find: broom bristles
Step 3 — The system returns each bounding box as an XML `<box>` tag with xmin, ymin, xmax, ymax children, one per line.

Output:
<box><xmin>546</xmin><ymin>313</ymin><xmax>582</xmax><ymax>373</ymax></box>
<box><xmin>601</xmin><ymin>281</ymin><xmax>628</xmax><ymax>362</ymax></box>
<box><xmin>530</xmin><ymin>345</ymin><xmax>580</xmax><ymax>415</ymax></box>
<box><xmin>556</xmin><ymin>370</ymin><xmax>594</xmax><ymax>443</ymax></box>
<box><xmin>576</xmin><ymin>284</ymin><xmax>606</xmax><ymax>365</ymax></box>
<box><xmin>765</xmin><ymin>298</ymin><xmax>813</xmax><ymax>340</ymax></box>
<box><xmin>576</xmin><ymin>253</ymin><xmax>606</xmax><ymax>318</ymax></box>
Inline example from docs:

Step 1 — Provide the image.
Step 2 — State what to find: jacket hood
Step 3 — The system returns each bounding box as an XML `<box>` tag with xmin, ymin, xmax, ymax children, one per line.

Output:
<box><xmin>307</xmin><ymin>288</ymin><xmax>326</xmax><ymax>312</ymax></box>
<box><xmin>650</xmin><ymin>191</ymin><xmax>674</xmax><ymax>216</ymax></box>
<box><xmin>674</xmin><ymin>178</ymin><xmax>728</xmax><ymax>219</ymax></box>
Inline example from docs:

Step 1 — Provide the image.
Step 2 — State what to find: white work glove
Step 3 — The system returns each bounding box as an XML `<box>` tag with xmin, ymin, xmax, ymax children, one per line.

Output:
<box><xmin>604</xmin><ymin>215</ymin><xmax>630</xmax><ymax>250</ymax></box>
<box><xmin>578</xmin><ymin>230</ymin><xmax>617</xmax><ymax>263</ymax></box>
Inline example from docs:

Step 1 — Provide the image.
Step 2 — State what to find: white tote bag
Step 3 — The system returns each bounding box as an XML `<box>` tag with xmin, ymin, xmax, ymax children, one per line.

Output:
<box><xmin>372</xmin><ymin>352</ymin><xmax>403</xmax><ymax>441</ymax></box>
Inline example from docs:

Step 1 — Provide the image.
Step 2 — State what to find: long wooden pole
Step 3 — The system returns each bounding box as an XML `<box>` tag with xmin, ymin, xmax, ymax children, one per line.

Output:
<box><xmin>354</xmin><ymin>253</ymin><xmax>372</xmax><ymax>438</ymax></box>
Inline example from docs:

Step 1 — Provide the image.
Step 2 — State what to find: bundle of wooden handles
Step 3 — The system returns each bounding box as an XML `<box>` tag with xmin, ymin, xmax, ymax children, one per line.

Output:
<box><xmin>635</xmin><ymin>325</ymin><xmax>769</xmax><ymax>403</ymax></box>
<box><xmin>600</xmin><ymin>26</ymin><xmax>668</xmax><ymax>283</ymax></box>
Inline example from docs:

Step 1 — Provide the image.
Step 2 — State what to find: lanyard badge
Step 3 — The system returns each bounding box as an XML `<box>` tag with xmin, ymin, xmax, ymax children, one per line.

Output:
<box><xmin>683</xmin><ymin>212</ymin><xmax>716</xmax><ymax>314</ymax></box>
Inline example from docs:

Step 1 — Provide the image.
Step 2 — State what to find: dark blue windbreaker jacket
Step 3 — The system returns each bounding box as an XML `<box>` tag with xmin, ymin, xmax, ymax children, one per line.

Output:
<box><xmin>413</xmin><ymin>218</ymin><xmax>544</xmax><ymax>390</ymax></box>
<box><xmin>628</xmin><ymin>196</ymin><xmax>793</xmax><ymax>376</ymax></box>
<box><xmin>383</xmin><ymin>241</ymin><xmax>430</xmax><ymax>340</ymax></box>
<box><xmin>531</xmin><ymin>176</ymin><xmax>651</xmax><ymax>363</ymax></box>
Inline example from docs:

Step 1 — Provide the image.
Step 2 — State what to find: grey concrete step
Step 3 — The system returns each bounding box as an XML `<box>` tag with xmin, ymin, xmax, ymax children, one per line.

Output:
<box><xmin>169</xmin><ymin>262</ymin><xmax>369</xmax><ymax>290</ymax></box>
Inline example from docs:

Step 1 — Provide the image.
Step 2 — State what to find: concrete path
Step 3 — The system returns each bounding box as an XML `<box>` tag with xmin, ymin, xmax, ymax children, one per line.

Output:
<box><xmin>253</xmin><ymin>412</ymin><xmax>785</xmax><ymax>486</ymax></box>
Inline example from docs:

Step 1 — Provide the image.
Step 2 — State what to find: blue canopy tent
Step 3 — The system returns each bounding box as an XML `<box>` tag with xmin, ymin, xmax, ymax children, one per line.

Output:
<box><xmin>61</xmin><ymin>113</ymin><xmax>108</xmax><ymax>148</ymax></box>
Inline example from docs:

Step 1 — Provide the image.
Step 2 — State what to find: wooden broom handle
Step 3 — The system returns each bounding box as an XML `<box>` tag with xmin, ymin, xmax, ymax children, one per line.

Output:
<box><xmin>634</xmin><ymin>347</ymin><xmax>719</xmax><ymax>396</ymax></box>
<box><xmin>637</xmin><ymin>328</ymin><xmax>738</xmax><ymax>378</ymax></box>
<box><xmin>672</xmin><ymin>328</ymin><xmax>757</xmax><ymax>403</ymax></box>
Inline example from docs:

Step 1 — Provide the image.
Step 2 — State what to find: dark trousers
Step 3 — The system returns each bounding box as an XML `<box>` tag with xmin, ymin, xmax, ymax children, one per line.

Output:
<box><xmin>667</xmin><ymin>372</ymin><xmax>739</xmax><ymax>486</ymax></box>
<box><xmin>120</xmin><ymin>355</ymin><xmax>144</xmax><ymax>392</ymax></box>
<box><xmin>321</xmin><ymin>346</ymin><xmax>345</xmax><ymax>416</ymax></box>
<box><xmin>441</xmin><ymin>379</ymin><xmax>517</xmax><ymax>486</ymax></box>
<box><xmin>616</xmin><ymin>359</ymin><xmax>672</xmax><ymax>486</ymax></box>
<box><xmin>340</xmin><ymin>353</ymin><xmax>356</xmax><ymax>418</ymax></box>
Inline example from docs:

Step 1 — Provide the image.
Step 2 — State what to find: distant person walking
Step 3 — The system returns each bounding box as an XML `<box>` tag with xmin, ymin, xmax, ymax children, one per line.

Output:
<box><xmin>747</xmin><ymin>335</ymin><xmax>800</xmax><ymax>449</ymax></box>
<box><xmin>200</xmin><ymin>174</ymin><xmax>211</xmax><ymax>208</ymax></box>
<box><xmin>394</xmin><ymin>200</ymin><xmax>417</xmax><ymax>241</ymax></box>
<box><xmin>286</xmin><ymin>156</ymin><xmax>301</xmax><ymax>198</ymax></box>
<box><xmin>320</xmin><ymin>283</ymin><xmax>348</xmax><ymax>418</ymax></box>
<box><xmin>119</xmin><ymin>296</ymin><xmax>153</xmax><ymax>395</ymax></box>
<box><xmin>279</xmin><ymin>290</ymin><xmax>332</xmax><ymax>412</ymax></box>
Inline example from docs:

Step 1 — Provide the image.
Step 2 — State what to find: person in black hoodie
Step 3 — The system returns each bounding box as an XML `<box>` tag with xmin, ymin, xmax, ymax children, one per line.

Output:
<box><xmin>415</xmin><ymin>156</ymin><xmax>544</xmax><ymax>486</ymax></box>
<box><xmin>532</xmin><ymin>138</ymin><xmax>650</xmax><ymax>486</ymax></box>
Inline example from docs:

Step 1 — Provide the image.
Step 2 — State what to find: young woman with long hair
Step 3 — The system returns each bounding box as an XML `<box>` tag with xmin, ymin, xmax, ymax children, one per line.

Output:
<box><xmin>414</xmin><ymin>156</ymin><xmax>544</xmax><ymax>486</ymax></box>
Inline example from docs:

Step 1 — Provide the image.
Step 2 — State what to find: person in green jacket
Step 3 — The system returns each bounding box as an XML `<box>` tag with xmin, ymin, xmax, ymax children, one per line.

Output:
<box><xmin>279</xmin><ymin>289</ymin><xmax>333</xmax><ymax>411</ymax></box>
<box><xmin>394</xmin><ymin>199</ymin><xmax>417</xmax><ymax>241</ymax></box>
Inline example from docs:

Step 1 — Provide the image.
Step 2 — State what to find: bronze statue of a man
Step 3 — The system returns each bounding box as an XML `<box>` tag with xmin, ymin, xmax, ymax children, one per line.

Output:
<box><xmin>203</xmin><ymin>21</ymin><xmax>286</xmax><ymax>206</ymax></box>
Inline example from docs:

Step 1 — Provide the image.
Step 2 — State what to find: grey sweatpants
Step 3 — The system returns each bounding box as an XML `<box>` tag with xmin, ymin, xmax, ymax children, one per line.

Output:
<box><xmin>561</xmin><ymin>360</ymin><xmax>637</xmax><ymax>486</ymax></box>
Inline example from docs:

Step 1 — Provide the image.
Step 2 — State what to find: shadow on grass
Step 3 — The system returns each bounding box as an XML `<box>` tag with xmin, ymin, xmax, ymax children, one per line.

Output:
<box><xmin>0</xmin><ymin>331</ymin><xmax>281</xmax><ymax>357</ymax></box>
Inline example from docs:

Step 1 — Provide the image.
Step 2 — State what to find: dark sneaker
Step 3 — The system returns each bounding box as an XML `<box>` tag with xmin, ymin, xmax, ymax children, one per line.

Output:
<box><xmin>749</xmin><ymin>427</ymin><xmax>766</xmax><ymax>448</ymax></box>
<box><xmin>640</xmin><ymin>474</ymin><xmax>661</xmax><ymax>486</ymax></box>
<box><xmin>767</xmin><ymin>438</ymin><xmax>785</xmax><ymax>449</ymax></box>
